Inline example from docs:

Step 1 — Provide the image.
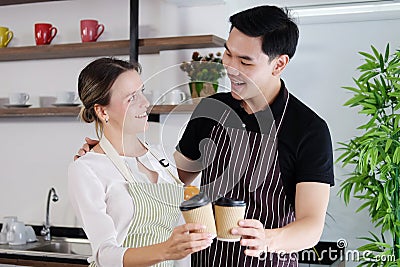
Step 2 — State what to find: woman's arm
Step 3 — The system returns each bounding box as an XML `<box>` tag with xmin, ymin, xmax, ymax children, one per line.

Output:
<box><xmin>68</xmin><ymin>160</ymin><xmax>128</xmax><ymax>266</ymax></box>
<box><xmin>123</xmin><ymin>224</ymin><xmax>213</xmax><ymax>267</ymax></box>
<box><xmin>68</xmin><ymin>160</ymin><xmax>213</xmax><ymax>267</ymax></box>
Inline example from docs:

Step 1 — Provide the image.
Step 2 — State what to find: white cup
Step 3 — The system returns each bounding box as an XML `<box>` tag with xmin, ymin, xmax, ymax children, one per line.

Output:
<box><xmin>39</xmin><ymin>96</ymin><xmax>57</xmax><ymax>107</ymax></box>
<box><xmin>57</xmin><ymin>91</ymin><xmax>78</xmax><ymax>104</ymax></box>
<box><xmin>0</xmin><ymin>97</ymin><xmax>9</xmax><ymax>108</ymax></box>
<box><xmin>0</xmin><ymin>232</ymin><xmax>7</xmax><ymax>244</ymax></box>
<box><xmin>9</xmin><ymin>93</ymin><xmax>29</xmax><ymax>105</ymax></box>
<box><xmin>8</xmin><ymin>221</ymin><xmax>26</xmax><ymax>245</ymax></box>
<box><xmin>25</xmin><ymin>225</ymin><xmax>36</xmax><ymax>242</ymax></box>
<box><xmin>163</xmin><ymin>90</ymin><xmax>186</xmax><ymax>105</ymax></box>
<box><xmin>1</xmin><ymin>216</ymin><xmax>17</xmax><ymax>233</ymax></box>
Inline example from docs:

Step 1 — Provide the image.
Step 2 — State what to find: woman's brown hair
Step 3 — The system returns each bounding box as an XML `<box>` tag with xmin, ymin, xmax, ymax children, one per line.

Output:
<box><xmin>78</xmin><ymin>57</ymin><xmax>141</xmax><ymax>138</ymax></box>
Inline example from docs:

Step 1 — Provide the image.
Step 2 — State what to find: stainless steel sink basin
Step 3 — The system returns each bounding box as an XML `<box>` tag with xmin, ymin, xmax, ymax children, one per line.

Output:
<box><xmin>28</xmin><ymin>240</ymin><xmax>91</xmax><ymax>256</ymax></box>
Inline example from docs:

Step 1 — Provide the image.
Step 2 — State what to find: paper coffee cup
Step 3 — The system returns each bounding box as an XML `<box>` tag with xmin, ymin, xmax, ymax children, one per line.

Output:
<box><xmin>214</xmin><ymin>197</ymin><xmax>246</xmax><ymax>242</ymax></box>
<box><xmin>179</xmin><ymin>191</ymin><xmax>216</xmax><ymax>235</ymax></box>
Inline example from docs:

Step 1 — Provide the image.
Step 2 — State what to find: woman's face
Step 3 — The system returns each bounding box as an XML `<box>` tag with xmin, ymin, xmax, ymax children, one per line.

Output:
<box><xmin>106</xmin><ymin>69</ymin><xmax>149</xmax><ymax>135</ymax></box>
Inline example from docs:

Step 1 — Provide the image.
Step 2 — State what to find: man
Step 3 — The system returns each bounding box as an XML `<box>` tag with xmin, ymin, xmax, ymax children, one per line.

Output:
<box><xmin>173</xmin><ymin>5</ymin><xmax>334</xmax><ymax>267</ymax></box>
<box><xmin>76</xmin><ymin>5</ymin><xmax>334</xmax><ymax>267</ymax></box>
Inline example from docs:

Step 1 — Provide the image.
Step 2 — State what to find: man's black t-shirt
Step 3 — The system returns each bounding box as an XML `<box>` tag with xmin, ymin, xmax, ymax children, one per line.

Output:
<box><xmin>177</xmin><ymin>82</ymin><xmax>334</xmax><ymax>206</ymax></box>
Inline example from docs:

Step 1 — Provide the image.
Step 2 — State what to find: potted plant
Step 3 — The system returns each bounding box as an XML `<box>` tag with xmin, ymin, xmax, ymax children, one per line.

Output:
<box><xmin>180</xmin><ymin>51</ymin><xmax>226</xmax><ymax>98</ymax></box>
<box><xmin>338</xmin><ymin>44</ymin><xmax>400</xmax><ymax>266</ymax></box>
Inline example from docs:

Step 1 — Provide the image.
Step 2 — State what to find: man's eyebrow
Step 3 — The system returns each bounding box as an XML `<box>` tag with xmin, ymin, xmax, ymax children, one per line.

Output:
<box><xmin>224</xmin><ymin>43</ymin><xmax>230</xmax><ymax>52</ymax></box>
<box><xmin>224</xmin><ymin>43</ymin><xmax>254</xmax><ymax>61</ymax></box>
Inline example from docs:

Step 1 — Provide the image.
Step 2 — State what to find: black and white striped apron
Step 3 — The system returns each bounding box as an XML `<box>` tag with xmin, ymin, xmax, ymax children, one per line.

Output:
<box><xmin>193</xmin><ymin>89</ymin><xmax>297</xmax><ymax>267</ymax></box>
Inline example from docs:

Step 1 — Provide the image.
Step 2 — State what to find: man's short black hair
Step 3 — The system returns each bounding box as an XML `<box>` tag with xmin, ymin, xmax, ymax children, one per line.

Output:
<box><xmin>229</xmin><ymin>5</ymin><xmax>299</xmax><ymax>60</ymax></box>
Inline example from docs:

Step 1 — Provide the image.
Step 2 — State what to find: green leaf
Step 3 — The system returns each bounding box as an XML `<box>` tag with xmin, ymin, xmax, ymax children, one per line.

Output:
<box><xmin>343</xmin><ymin>86</ymin><xmax>362</xmax><ymax>94</ymax></box>
<box><xmin>385</xmin><ymin>139</ymin><xmax>393</xmax><ymax>152</ymax></box>
<box><xmin>379</xmin><ymin>76</ymin><xmax>388</xmax><ymax>99</ymax></box>
<box><xmin>344</xmin><ymin>94</ymin><xmax>367</xmax><ymax>107</ymax></box>
<box><xmin>359</xmin><ymin>109</ymin><xmax>377</xmax><ymax>115</ymax></box>
<box><xmin>358</xmin><ymin>243</ymin><xmax>383</xmax><ymax>252</ymax></box>
<box><xmin>360</xmin><ymin>51</ymin><xmax>377</xmax><ymax>61</ymax></box>
<box><xmin>384</xmin><ymin>43</ymin><xmax>390</xmax><ymax>62</ymax></box>
<box><xmin>371</xmin><ymin>45</ymin><xmax>382</xmax><ymax>61</ymax></box>
<box><xmin>394</xmin><ymin>147</ymin><xmax>400</xmax><ymax>164</ymax></box>
<box><xmin>357</xmin><ymin>201</ymin><xmax>374</xmax><ymax>213</ymax></box>
<box><xmin>379</xmin><ymin>54</ymin><xmax>385</xmax><ymax>73</ymax></box>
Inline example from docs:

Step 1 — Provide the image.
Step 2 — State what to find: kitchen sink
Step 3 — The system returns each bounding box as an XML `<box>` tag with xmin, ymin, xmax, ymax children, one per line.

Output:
<box><xmin>28</xmin><ymin>240</ymin><xmax>91</xmax><ymax>256</ymax></box>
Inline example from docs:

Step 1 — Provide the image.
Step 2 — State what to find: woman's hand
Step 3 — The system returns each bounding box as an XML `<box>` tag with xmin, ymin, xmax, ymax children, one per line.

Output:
<box><xmin>73</xmin><ymin>137</ymin><xmax>99</xmax><ymax>160</ymax></box>
<box><xmin>162</xmin><ymin>223</ymin><xmax>215</xmax><ymax>260</ymax></box>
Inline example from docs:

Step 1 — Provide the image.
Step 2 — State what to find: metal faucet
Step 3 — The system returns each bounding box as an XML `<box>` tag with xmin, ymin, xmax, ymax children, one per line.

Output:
<box><xmin>41</xmin><ymin>187</ymin><xmax>59</xmax><ymax>241</ymax></box>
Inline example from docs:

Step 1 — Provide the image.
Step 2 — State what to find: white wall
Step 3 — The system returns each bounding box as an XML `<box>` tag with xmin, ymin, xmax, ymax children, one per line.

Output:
<box><xmin>0</xmin><ymin>0</ymin><xmax>399</xmax><ymax>262</ymax></box>
<box><xmin>284</xmin><ymin>17</ymin><xmax>400</xmax><ymax>252</ymax></box>
<box><xmin>0</xmin><ymin>0</ymin><xmax>162</xmax><ymax>227</ymax></box>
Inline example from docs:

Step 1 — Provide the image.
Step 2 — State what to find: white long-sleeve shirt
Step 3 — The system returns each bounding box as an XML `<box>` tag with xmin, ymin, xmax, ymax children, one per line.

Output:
<box><xmin>68</xmin><ymin>148</ymin><xmax>181</xmax><ymax>267</ymax></box>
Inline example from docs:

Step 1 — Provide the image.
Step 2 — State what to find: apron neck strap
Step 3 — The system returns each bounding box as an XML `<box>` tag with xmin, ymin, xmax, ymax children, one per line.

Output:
<box><xmin>275</xmin><ymin>88</ymin><xmax>290</xmax><ymax>134</ymax></box>
<box><xmin>137</xmin><ymin>137</ymin><xmax>184</xmax><ymax>186</ymax></box>
<box><xmin>100</xmin><ymin>136</ymin><xmax>183</xmax><ymax>185</ymax></box>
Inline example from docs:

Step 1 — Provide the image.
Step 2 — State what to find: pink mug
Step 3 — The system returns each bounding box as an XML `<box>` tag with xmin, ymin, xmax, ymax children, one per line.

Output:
<box><xmin>80</xmin><ymin>19</ymin><xmax>104</xmax><ymax>42</ymax></box>
<box><xmin>34</xmin><ymin>23</ymin><xmax>57</xmax><ymax>45</ymax></box>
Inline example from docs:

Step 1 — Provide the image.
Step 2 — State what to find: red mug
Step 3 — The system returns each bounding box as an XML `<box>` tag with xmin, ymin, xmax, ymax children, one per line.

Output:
<box><xmin>34</xmin><ymin>23</ymin><xmax>57</xmax><ymax>45</ymax></box>
<box><xmin>80</xmin><ymin>19</ymin><xmax>104</xmax><ymax>42</ymax></box>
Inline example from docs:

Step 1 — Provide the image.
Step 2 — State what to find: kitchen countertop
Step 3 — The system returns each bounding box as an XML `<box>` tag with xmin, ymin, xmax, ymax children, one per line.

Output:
<box><xmin>0</xmin><ymin>236</ymin><xmax>90</xmax><ymax>260</ymax></box>
<box><xmin>0</xmin><ymin>226</ymin><xmax>90</xmax><ymax>266</ymax></box>
<box><xmin>0</xmin><ymin>224</ymin><xmax>345</xmax><ymax>266</ymax></box>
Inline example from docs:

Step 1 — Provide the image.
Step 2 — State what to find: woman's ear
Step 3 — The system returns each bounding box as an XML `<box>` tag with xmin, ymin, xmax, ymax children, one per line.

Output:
<box><xmin>94</xmin><ymin>104</ymin><xmax>108</xmax><ymax>124</ymax></box>
<box><xmin>272</xmin><ymin>54</ymin><xmax>289</xmax><ymax>76</ymax></box>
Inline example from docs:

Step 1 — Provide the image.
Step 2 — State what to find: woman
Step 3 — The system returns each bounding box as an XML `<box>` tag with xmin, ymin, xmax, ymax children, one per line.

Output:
<box><xmin>68</xmin><ymin>57</ymin><xmax>214</xmax><ymax>267</ymax></box>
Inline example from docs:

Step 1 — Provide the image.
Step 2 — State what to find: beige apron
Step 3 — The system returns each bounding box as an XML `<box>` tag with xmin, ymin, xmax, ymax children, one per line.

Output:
<box><xmin>89</xmin><ymin>137</ymin><xmax>184</xmax><ymax>267</ymax></box>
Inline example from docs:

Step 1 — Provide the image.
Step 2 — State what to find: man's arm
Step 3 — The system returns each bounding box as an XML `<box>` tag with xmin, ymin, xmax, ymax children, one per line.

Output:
<box><xmin>173</xmin><ymin>150</ymin><xmax>202</xmax><ymax>185</ymax></box>
<box><xmin>232</xmin><ymin>182</ymin><xmax>330</xmax><ymax>255</ymax></box>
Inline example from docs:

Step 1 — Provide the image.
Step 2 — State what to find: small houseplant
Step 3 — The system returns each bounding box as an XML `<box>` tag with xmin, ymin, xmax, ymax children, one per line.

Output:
<box><xmin>180</xmin><ymin>51</ymin><xmax>226</xmax><ymax>98</ymax></box>
<box><xmin>338</xmin><ymin>44</ymin><xmax>400</xmax><ymax>266</ymax></box>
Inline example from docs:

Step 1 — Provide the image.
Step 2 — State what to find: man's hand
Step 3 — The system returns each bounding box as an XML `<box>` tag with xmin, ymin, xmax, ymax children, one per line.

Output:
<box><xmin>231</xmin><ymin>219</ymin><xmax>269</xmax><ymax>257</ymax></box>
<box><xmin>73</xmin><ymin>137</ymin><xmax>99</xmax><ymax>161</ymax></box>
<box><xmin>231</xmin><ymin>182</ymin><xmax>330</xmax><ymax>256</ymax></box>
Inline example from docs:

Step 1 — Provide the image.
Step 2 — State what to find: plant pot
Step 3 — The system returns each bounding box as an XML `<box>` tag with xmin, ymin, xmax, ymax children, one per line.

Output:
<box><xmin>189</xmin><ymin>82</ymin><xmax>218</xmax><ymax>98</ymax></box>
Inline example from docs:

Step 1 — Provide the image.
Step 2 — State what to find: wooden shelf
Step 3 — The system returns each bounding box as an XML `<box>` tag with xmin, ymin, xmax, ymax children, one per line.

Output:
<box><xmin>148</xmin><ymin>103</ymin><xmax>198</xmax><ymax>114</ymax></box>
<box><xmin>0</xmin><ymin>107</ymin><xmax>81</xmax><ymax>117</ymax></box>
<box><xmin>0</xmin><ymin>35</ymin><xmax>225</xmax><ymax>61</ymax></box>
<box><xmin>0</xmin><ymin>104</ymin><xmax>198</xmax><ymax>118</ymax></box>
<box><xmin>0</xmin><ymin>0</ymin><xmax>64</xmax><ymax>5</ymax></box>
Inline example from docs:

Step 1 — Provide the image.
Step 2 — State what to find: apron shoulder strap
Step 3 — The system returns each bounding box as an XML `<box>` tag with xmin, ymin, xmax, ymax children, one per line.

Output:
<box><xmin>99</xmin><ymin>137</ymin><xmax>136</xmax><ymax>183</ymax></box>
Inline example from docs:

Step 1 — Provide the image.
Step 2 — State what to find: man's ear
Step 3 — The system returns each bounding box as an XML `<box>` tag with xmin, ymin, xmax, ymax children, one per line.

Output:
<box><xmin>94</xmin><ymin>104</ymin><xmax>108</xmax><ymax>123</ymax></box>
<box><xmin>272</xmin><ymin>54</ymin><xmax>289</xmax><ymax>76</ymax></box>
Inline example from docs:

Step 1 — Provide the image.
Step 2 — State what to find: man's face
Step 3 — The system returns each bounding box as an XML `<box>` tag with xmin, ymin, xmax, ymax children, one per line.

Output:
<box><xmin>222</xmin><ymin>27</ymin><xmax>277</xmax><ymax>103</ymax></box>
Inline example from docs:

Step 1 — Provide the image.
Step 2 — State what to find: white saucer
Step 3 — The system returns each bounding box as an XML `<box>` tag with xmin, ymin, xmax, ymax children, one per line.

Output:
<box><xmin>26</xmin><ymin>238</ymin><xmax>38</xmax><ymax>243</ymax></box>
<box><xmin>53</xmin><ymin>103</ymin><xmax>80</xmax><ymax>107</ymax></box>
<box><xmin>9</xmin><ymin>241</ymin><xmax>27</xmax><ymax>246</ymax></box>
<box><xmin>4</xmin><ymin>104</ymin><xmax>32</xmax><ymax>108</ymax></box>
